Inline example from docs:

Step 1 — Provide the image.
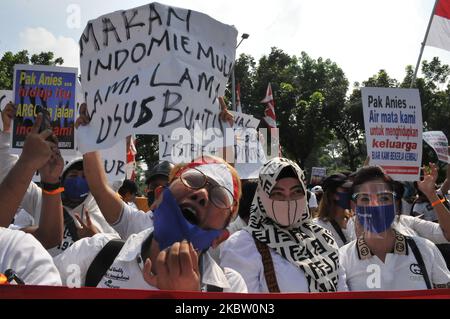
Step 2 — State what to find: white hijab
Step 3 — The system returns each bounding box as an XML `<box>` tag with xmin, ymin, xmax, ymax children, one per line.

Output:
<box><xmin>246</xmin><ymin>157</ymin><xmax>340</xmax><ymax>292</ymax></box>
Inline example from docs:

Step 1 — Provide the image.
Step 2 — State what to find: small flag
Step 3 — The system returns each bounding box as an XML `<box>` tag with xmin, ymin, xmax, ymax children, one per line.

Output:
<box><xmin>261</xmin><ymin>83</ymin><xmax>277</xmax><ymax>128</ymax></box>
<box><xmin>426</xmin><ymin>0</ymin><xmax>450</xmax><ymax>52</ymax></box>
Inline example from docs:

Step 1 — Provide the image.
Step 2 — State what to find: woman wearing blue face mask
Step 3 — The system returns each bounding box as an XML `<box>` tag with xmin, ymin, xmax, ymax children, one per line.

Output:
<box><xmin>314</xmin><ymin>173</ymin><xmax>356</xmax><ymax>247</ymax></box>
<box><xmin>339</xmin><ymin>166</ymin><xmax>450</xmax><ymax>291</ymax></box>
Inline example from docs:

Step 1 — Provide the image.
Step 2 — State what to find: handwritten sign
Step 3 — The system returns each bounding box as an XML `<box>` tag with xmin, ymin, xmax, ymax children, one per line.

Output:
<box><xmin>32</xmin><ymin>138</ymin><xmax>126</xmax><ymax>183</ymax></box>
<box><xmin>77</xmin><ymin>2</ymin><xmax>237</xmax><ymax>153</ymax></box>
<box><xmin>0</xmin><ymin>90</ymin><xmax>13</xmax><ymax>131</ymax></box>
<box><xmin>362</xmin><ymin>87</ymin><xmax>423</xmax><ymax>181</ymax></box>
<box><xmin>423</xmin><ymin>131</ymin><xmax>449</xmax><ymax>163</ymax></box>
<box><xmin>159</xmin><ymin>112</ymin><xmax>266</xmax><ymax>179</ymax></box>
<box><xmin>12</xmin><ymin>64</ymin><xmax>77</xmax><ymax>155</ymax></box>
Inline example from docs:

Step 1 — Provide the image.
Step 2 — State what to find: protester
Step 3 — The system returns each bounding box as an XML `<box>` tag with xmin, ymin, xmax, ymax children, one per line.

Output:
<box><xmin>340</xmin><ymin>166</ymin><xmax>450</xmax><ymax>290</ymax></box>
<box><xmin>410</xmin><ymin>161</ymin><xmax>450</xmax><ymax>222</ymax></box>
<box><xmin>314</xmin><ymin>173</ymin><xmax>356</xmax><ymax>247</ymax></box>
<box><xmin>386</xmin><ymin>165</ymin><xmax>450</xmax><ymax>244</ymax></box>
<box><xmin>118</xmin><ymin>179</ymin><xmax>139</xmax><ymax>209</ymax></box>
<box><xmin>54</xmin><ymin>154</ymin><xmax>246</xmax><ymax>292</ymax></box>
<box><xmin>1</xmin><ymin>102</ymin><xmax>118</xmax><ymax>256</ymax></box>
<box><xmin>0</xmin><ymin>115</ymin><xmax>62</xmax><ymax>285</ymax></box>
<box><xmin>311</xmin><ymin>185</ymin><xmax>324</xmax><ymax>205</ymax></box>
<box><xmin>1</xmin><ymin>104</ymin><xmax>65</xmax><ymax>249</ymax></box>
<box><xmin>145</xmin><ymin>161</ymin><xmax>175</xmax><ymax>209</ymax></box>
<box><xmin>209</xmin><ymin>179</ymin><xmax>258</xmax><ymax>263</ymax></box>
<box><xmin>220</xmin><ymin>157</ymin><xmax>346</xmax><ymax>292</ymax></box>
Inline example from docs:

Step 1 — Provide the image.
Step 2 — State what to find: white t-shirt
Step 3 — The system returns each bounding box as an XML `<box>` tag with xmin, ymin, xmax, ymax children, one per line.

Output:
<box><xmin>219</xmin><ymin>229</ymin><xmax>348</xmax><ymax>292</ymax></box>
<box><xmin>339</xmin><ymin>234</ymin><xmax>450</xmax><ymax>291</ymax></box>
<box><xmin>412</xmin><ymin>202</ymin><xmax>438</xmax><ymax>222</ymax></box>
<box><xmin>0</xmin><ymin>227</ymin><xmax>61</xmax><ymax>285</ymax></box>
<box><xmin>313</xmin><ymin>217</ymin><xmax>356</xmax><ymax>248</ymax></box>
<box><xmin>1</xmin><ymin>131</ymin><xmax>118</xmax><ymax>256</ymax></box>
<box><xmin>54</xmin><ymin>228</ymin><xmax>247</xmax><ymax>292</ymax></box>
<box><xmin>393</xmin><ymin>215</ymin><xmax>448</xmax><ymax>244</ymax></box>
<box><xmin>111</xmin><ymin>202</ymin><xmax>153</xmax><ymax>240</ymax></box>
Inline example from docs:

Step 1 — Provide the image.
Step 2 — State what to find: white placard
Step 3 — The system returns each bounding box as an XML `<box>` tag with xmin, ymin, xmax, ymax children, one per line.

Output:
<box><xmin>423</xmin><ymin>131</ymin><xmax>449</xmax><ymax>164</ymax></box>
<box><xmin>362</xmin><ymin>87</ymin><xmax>422</xmax><ymax>181</ymax></box>
<box><xmin>32</xmin><ymin>139</ymin><xmax>126</xmax><ymax>183</ymax></box>
<box><xmin>78</xmin><ymin>2</ymin><xmax>237</xmax><ymax>153</ymax></box>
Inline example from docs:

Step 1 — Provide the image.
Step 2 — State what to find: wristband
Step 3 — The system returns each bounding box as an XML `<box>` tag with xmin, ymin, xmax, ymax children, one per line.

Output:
<box><xmin>42</xmin><ymin>187</ymin><xmax>64</xmax><ymax>195</ymax></box>
<box><xmin>41</xmin><ymin>181</ymin><xmax>61</xmax><ymax>191</ymax></box>
<box><xmin>431</xmin><ymin>198</ymin><xmax>446</xmax><ymax>207</ymax></box>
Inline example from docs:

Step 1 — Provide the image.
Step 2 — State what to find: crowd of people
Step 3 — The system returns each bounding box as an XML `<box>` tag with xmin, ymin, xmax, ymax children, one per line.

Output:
<box><xmin>1</xmin><ymin>98</ymin><xmax>450</xmax><ymax>293</ymax></box>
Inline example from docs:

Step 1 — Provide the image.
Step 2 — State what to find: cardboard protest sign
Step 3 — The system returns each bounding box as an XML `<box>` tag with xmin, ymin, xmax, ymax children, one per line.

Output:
<box><xmin>78</xmin><ymin>2</ymin><xmax>237</xmax><ymax>153</ymax></box>
<box><xmin>32</xmin><ymin>138</ymin><xmax>126</xmax><ymax>183</ymax></box>
<box><xmin>362</xmin><ymin>87</ymin><xmax>422</xmax><ymax>181</ymax></box>
<box><xmin>11</xmin><ymin>65</ymin><xmax>77</xmax><ymax>155</ymax></box>
<box><xmin>0</xmin><ymin>90</ymin><xmax>13</xmax><ymax>131</ymax></box>
<box><xmin>310</xmin><ymin>167</ymin><xmax>327</xmax><ymax>185</ymax></box>
<box><xmin>159</xmin><ymin>112</ymin><xmax>266</xmax><ymax>179</ymax></box>
<box><xmin>423</xmin><ymin>131</ymin><xmax>449</xmax><ymax>163</ymax></box>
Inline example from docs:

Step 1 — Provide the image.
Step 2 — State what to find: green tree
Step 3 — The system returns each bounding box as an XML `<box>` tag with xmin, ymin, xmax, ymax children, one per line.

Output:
<box><xmin>0</xmin><ymin>50</ymin><xmax>64</xmax><ymax>90</ymax></box>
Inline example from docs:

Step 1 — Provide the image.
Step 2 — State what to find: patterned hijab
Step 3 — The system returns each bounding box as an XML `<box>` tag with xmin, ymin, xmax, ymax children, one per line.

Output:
<box><xmin>246</xmin><ymin>157</ymin><xmax>340</xmax><ymax>292</ymax></box>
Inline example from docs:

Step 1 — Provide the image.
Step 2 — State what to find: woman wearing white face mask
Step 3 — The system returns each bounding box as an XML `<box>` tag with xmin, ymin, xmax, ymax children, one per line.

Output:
<box><xmin>219</xmin><ymin>157</ymin><xmax>348</xmax><ymax>292</ymax></box>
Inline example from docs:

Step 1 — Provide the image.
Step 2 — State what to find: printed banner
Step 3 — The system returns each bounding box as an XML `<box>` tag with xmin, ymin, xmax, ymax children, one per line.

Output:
<box><xmin>12</xmin><ymin>64</ymin><xmax>77</xmax><ymax>154</ymax></box>
<box><xmin>0</xmin><ymin>90</ymin><xmax>13</xmax><ymax>131</ymax></box>
<box><xmin>423</xmin><ymin>131</ymin><xmax>449</xmax><ymax>163</ymax></box>
<box><xmin>77</xmin><ymin>2</ymin><xmax>237</xmax><ymax>153</ymax></box>
<box><xmin>310</xmin><ymin>167</ymin><xmax>327</xmax><ymax>185</ymax></box>
<box><xmin>362</xmin><ymin>87</ymin><xmax>423</xmax><ymax>181</ymax></box>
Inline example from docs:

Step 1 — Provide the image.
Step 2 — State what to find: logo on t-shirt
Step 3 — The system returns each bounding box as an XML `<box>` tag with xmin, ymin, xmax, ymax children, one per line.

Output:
<box><xmin>409</xmin><ymin>263</ymin><xmax>423</xmax><ymax>275</ymax></box>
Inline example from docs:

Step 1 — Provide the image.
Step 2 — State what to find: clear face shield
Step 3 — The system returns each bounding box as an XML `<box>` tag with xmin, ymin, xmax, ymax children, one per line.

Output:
<box><xmin>352</xmin><ymin>183</ymin><xmax>397</xmax><ymax>239</ymax></box>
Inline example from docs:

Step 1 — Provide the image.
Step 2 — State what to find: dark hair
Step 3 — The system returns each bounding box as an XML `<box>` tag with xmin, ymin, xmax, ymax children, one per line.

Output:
<box><xmin>62</xmin><ymin>161</ymin><xmax>83</xmax><ymax>182</ymax></box>
<box><xmin>351</xmin><ymin>166</ymin><xmax>395</xmax><ymax>194</ymax></box>
<box><xmin>118</xmin><ymin>179</ymin><xmax>138</xmax><ymax>197</ymax></box>
<box><xmin>238</xmin><ymin>179</ymin><xmax>258</xmax><ymax>223</ymax></box>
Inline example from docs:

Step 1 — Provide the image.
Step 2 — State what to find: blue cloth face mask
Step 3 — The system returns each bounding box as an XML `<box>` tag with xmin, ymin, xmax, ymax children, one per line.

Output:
<box><xmin>153</xmin><ymin>187</ymin><xmax>221</xmax><ymax>251</ymax></box>
<box><xmin>356</xmin><ymin>204</ymin><xmax>395</xmax><ymax>234</ymax></box>
<box><xmin>63</xmin><ymin>176</ymin><xmax>90</xmax><ymax>200</ymax></box>
<box><xmin>336</xmin><ymin>191</ymin><xmax>351</xmax><ymax>210</ymax></box>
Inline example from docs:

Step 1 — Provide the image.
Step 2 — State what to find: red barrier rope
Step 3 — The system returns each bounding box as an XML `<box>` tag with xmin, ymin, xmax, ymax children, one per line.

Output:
<box><xmin>1</xmin><ymin>285</ymin><xmax>450</xmax><ymax>299</ymax></box>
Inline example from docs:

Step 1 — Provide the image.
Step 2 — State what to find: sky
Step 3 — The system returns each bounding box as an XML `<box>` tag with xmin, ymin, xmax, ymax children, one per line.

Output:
<box><xmin>1</xmin><ymin>0</ymin><xmax>449</xmax><ymax>89</ymax></box>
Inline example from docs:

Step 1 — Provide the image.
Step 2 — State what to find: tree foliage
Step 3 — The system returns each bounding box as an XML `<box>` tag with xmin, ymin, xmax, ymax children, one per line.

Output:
<box><xmin>0</xmin><ymin>50</ymin><xmax>64</xmax><ymax>90</ymax></box>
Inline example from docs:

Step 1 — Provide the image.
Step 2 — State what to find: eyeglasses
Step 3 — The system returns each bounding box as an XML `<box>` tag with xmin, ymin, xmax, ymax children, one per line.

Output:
<box><xmin>179</xmin><ymin>168</ymin><xmax>235</xmax><ymax>209</ymax></box>
<box><xmin>352</xmin><ymin>191</ymin><xmax>396</xmax><ymax>207</ymax></box>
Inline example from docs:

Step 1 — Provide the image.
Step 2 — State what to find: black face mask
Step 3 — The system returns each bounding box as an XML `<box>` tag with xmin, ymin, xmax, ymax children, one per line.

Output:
<box><xmin>147</xmin><ymin>190</ymin><xmax>155</xmax><ymax>207</ymax></box>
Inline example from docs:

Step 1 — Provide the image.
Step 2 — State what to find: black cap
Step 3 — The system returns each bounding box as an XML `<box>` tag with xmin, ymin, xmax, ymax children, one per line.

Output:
<box><xmin>322</xmin><ymin>173</ymin><xmax>353</xmax><ymax>192</ymax></box>
<box><xmin>145</xmin><ymin>161</ymin><xmax>174</xmax><ymax>185</ymax></box>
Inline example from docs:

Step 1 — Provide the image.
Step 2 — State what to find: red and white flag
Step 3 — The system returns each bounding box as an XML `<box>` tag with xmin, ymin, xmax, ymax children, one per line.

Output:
<box><xmin>126</xmin><ymin>136</ymin><xmax>137</xmax><ymax>181</ymax></box>
<box><xmin>426</xmin><ymin>0</ymin><xmax>450</xmax><ymax>52</ymax></box>
<box><xmin>235</xmin><ymin>82</ymin><xmax>242</xmax><ymax>113</ymax></box>
<box><xmin>261</xmin><ymin>83</ymin><xmax>277</xmax><ymax>128</ymax></box>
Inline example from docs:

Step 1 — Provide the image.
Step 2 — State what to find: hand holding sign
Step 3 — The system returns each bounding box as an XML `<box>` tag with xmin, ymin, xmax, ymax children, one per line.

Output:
<box><xmin>39</xmin><ymin>143</ymin><xmax>64</xmax><ymax>184</ymax></box>
<box><xmin>21</xmin><ymin>114</ymin><xmax>55</xmax><ymax>172</ymax></box>
<box><xmin>218</xmin><ymin>96</ymin><xmax>234</xmax><ymax>127</ymax></box>
<box><xmin>417</xmin><ymin>162</ymin><xmax>438</xmax><ymax>198</ymax></box>
<box><xmin>1</xmin><ymin>102</ymin><xmax>16</xmax><ymax>133</ymax></box>
<box><xmin>75</xmin><ymin>103</ymin><xmax>91</xmax><ymax>128</ymax></box>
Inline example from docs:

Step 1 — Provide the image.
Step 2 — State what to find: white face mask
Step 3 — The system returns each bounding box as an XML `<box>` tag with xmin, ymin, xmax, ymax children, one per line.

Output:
<box><xmin>257</xmin><ymin>188</ymin><xmax>306</xmax><ymax>227</ymax></box>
